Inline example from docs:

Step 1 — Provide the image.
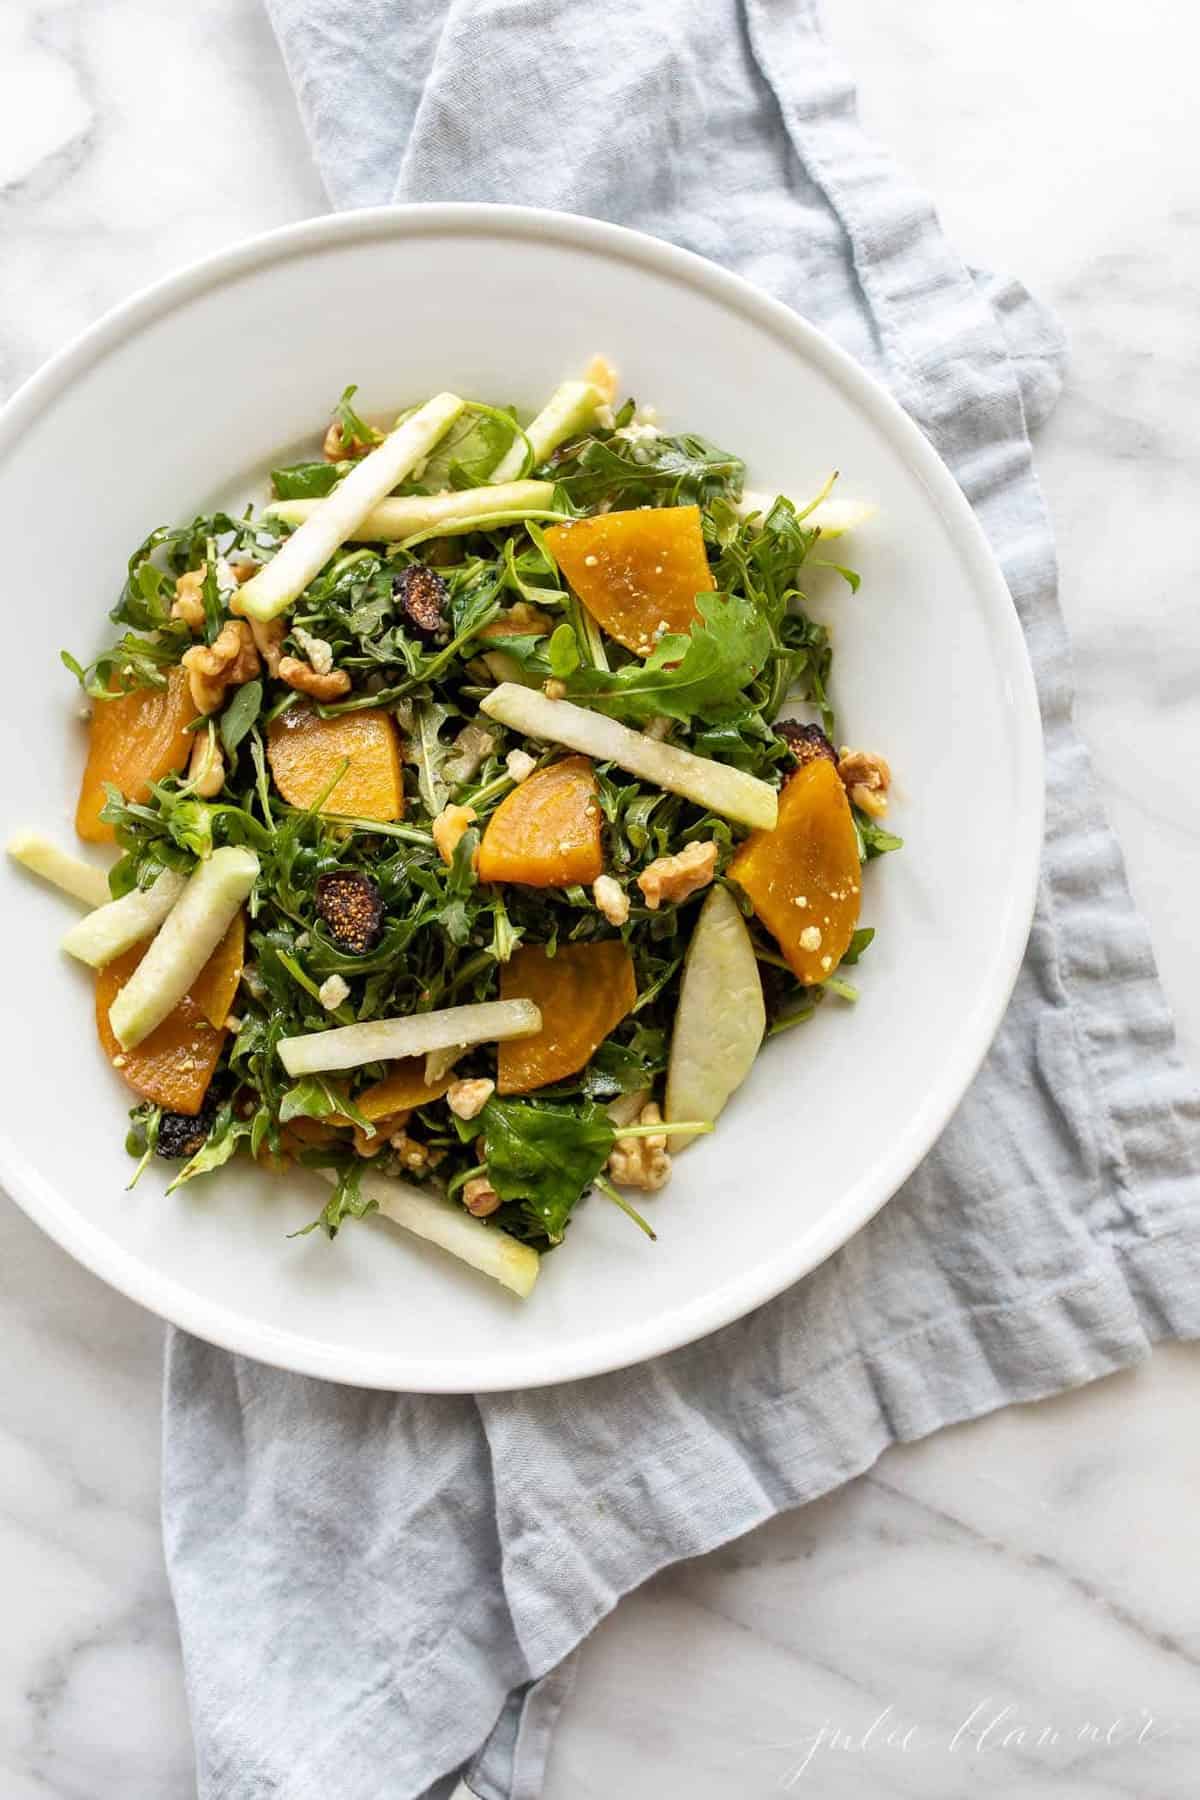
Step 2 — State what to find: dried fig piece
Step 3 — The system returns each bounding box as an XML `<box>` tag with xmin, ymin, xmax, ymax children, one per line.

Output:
<box><xmin>314</xmin><ymin>870</ymin><xmax>385</xmax><ymax>955</ymax></box>
<box><xmin>393</xmin><ymin>564</ymin><xmax>450</xmax><ymax>640</ymax></box>
<box><xmin>156</xmin><ymin>1100</ymin><xmax>218</xmax><ymax>1160</ymax></box>
<box><xmin>775</xmin><ymin>719</ymin><xmax>836</xmax><ymax>770</ymax></box>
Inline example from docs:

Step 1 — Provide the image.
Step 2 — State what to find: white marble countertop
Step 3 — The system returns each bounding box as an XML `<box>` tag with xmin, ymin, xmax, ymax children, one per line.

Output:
<box><xmin>2</xmin><ymin>2</ymin><xmax>1198</xmax><ymax>1795</ymax></box>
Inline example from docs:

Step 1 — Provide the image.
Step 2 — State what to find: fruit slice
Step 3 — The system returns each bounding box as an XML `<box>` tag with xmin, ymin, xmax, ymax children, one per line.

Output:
<box><xmin>543</xmin><ymin>505</ymin><xmax>714</xmax><ymax>655</ymax></box>
<box><xmin>480</xmin><ymin>684</ymin><xmax>777</xmax><ymax>830</ymax></box>
<box><xmin>267</xmin><ymin>707</ymin><xmax>404</xmax><ymax>821</ymax></box>
<box><xmin>190</xmin><ymin>909</ymin><xmax>245</xmax><ymax>1030</ymax></box>
<box><xmin>61</xmin><ymin>868</ymin><xmax>187</xmax><ymax>969</ymax></box>
<box><xmin>267</xmin><ymin>480</ymin><xmax>556</xmax><ymax>544</ymax></box>
<box><xmin>107</xmin><ymin>847</ymin><xmax>259</xmax><ymax>1050</ymax></box>
<box><xmin>8</xmin><ymin>832</ymin><xmax>113</xmax><ymax>908</ymax></box>
<box><xmin>498</xmin><ymin>940</ymin><xmax>637</xmax><ymax>1094</ymax></box>
<box><xmin>476</xmin><ymin>755</ymin><xmax>603</xmax><ymax>888</ymax></box>
<box><xmin>729</xmin><ymin>757</ymin><xmax>861</xmax><ymax>984</ymax></box>
<box><xmin>75</xmin><ymin>665</ymin><xmax>198</xmax><ymax>843</ymax></box>
<box><xmin>340</xmin><ymin>1059</ymin><xmax>457</xmax><ymax>1122</ymax></box>
<box><xmin>737</xmin><ymin>489</ymin><xmax>877</xmax><ymax>538</ymax></box>
<box><xmin>664</xmin><ymin>885</ymin><xmax>764</xmax><ymax>1151</ymax></box>
<box><xmin>337</xmin><ymin>1169</ymin><xmax>540</xmax><ymax>1298</ymax></box>
<box><xmin>96</xmin><ymin>944</ymin><xmax>226</xmax><ymax>1115</ymax></box>
<box><xmin>490</xmin><ymin>378</ymin><xmax>609</xmax><ymax>484</ymax></box>
<box><xmin>236</xmin><ymin>392</ymin><xmax>466</xmax><ymax>621</ymax></box>
<box><xmin>277</xmin><ymin>998</ymin><xmax>542</xmax><ymax>1078</ymax></box>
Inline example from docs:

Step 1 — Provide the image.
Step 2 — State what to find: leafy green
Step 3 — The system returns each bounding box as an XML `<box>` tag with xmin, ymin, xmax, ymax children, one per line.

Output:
<box><xmin>856</xmin><ymin>817</ymin><xmax>904</xmax><ymax>860</ymax></box>
<box><xmin>481</xmin><ymin>1098</ymin><xmax>615</xmax><ymax>1243</ymax></box>
<box><xmin>271</xmin><ymin>461</ymin><xmax>344</xmax><ymax>500</ymax></box>
<box><xmin>564</xmin><ymin>589</ymin><xmax>772</xmax><ymax>724</ymax></box>
<box><xmin>219</xmin><ymin>679</ymin><xmax>263</xmax><ymax>756</ymax></box>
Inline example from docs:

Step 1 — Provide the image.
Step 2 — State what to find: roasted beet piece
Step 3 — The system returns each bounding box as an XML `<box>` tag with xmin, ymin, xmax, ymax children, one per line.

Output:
<box><xmin>314</xmin><ymin>869</ymin><xmax>385</xmax><ymax>955</ymax></box>
<box><xmin>776</xmin><ymin>719</ymin><xmax>837</xmax><ymax>770</ymax></box>
<box><xmin>393</xmin><ymin>563</ymin><xmax>450</xmax><ymax>640</ymax></box>
<box><xmin>156</xmin><ymin>1100</ymin><xmax>217</xmax><ymax>1160</ymax></box>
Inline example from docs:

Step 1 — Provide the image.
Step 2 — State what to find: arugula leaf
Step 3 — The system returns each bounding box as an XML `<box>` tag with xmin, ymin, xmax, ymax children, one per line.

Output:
<box><xmin>840</xmin><ymin>926</ymin><xmax>876</xmax><ymax>966</ymax></box>
<box><xmin>481</xmin><ymin>1098</ymin><xmax>614</xmax><ymax>1243</ymax></box>
<box><xmin>855</xmin><ymin>816</ymin><xmax>904</xmax><ymax>860</ymax></box>
<box><xmin>564</xmin><ymin>589</ymin><xmax>771</xmax><ymax>724</ymax></box>
<box><xmin>219</xmin><ymin>678</ymin><xmax>263</xmax><ymax>756</ymax></box>
<box><xmin>331</xmin><ymin>384</ymin><xmax>383</xmax><ymax>453</ymax></box>
<box><xmin>271</xmin><ymin>461</ymin><xmax>344</xmax><ymax>500</ymax></box>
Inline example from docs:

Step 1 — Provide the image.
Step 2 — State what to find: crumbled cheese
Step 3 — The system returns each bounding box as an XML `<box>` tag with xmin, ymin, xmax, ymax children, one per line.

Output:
<box><xmin>592</xmin><ymin>874</ymin><xmax>630</xmax><ymax>927</ymax></box>
<box><xmin>820</xmin><ymin>955</ymin><xmax>833</xmax><ymax>972</ymax></box>
<box><xmin>318</xmin><ymin>973</ymin><xmax>350</xmax><ymax>1011</ymax></box>
<box><xmin>292</xmin><ymin>627</ymin><xmax>334</xmax><ymax>675</ymax></box>
<box><xmin>793</xmin><ymin>896</ymin><xmax>808</xmax><ymax>908</ymax></box>
<box><xmin>799</xmin><ymin>926</ymin><xmax>823</xmax><ymax>953</ymax></box>
<box><xmin>584</xmin><ymin>553</ymin><xmax>599</xmax><ymax>567</ymax></box>
<box><xmin>505</xmin><ymin>748</ymin><xmax>537</xmax><ymax>784</ymax></box>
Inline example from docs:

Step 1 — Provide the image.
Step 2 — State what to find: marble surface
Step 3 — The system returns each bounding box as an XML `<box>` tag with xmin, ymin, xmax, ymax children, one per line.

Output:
<box><xmin>1</xmin><ymin>1</ymin><xmax>1198</xmax><ymax>1795</ymax></box>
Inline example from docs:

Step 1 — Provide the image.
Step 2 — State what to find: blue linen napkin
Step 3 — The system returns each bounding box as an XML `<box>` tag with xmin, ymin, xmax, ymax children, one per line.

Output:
<box><xmin>162</xmin><ymin>3</ymin><xmax>1200</xmax><ymax>1795</ymax></box>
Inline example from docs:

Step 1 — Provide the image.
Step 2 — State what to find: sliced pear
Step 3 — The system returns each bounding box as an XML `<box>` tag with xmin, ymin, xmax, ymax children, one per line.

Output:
<box><xmin>267</xmin><ymin>479</ymin><xmax>555</xmax><ymax>544</ymax></box>
<box><xmin>328</xmin><ymin>1169</ymin><xmax>539</xmax><ymax>1298</ymax></box>
<box><xmin>8</xmin><ymin>832</ymin><xmax>113</xmax><ymax>909</ymax></box>
<box><xmin>277</xmin><ymin>998</ymin><xmax>542</xmax><ymax>1078</ymax></box>
<box><xmin>61</xmin><ymin>867</ymin><xmax>187</xmax><ymax>969</ymax></box>
<box><xmin>738</xmin><ymin>488</ymin><xmax>877</xmax><ymax>538</ymax></box>
<box><xmin>490</xmin><ymin>378</ymin><xmax>608</xmax><ymax>484</ymax></box>
<box><xmin>238</xmin><ymin>392</ymin><xmax>466</xmax><ymax>620</ymax></box>
<box><xmin>480</xmin><ymin>683</ymin><xmax>777</xmax><ymax>830</ymax></box>
<box><xmin>107</xmin><ymin>847</ymin><xmax>259</xmax><ymax>1050</ymax></box>
<box><xmin>664</xmin><ymin>885</ymin><xmax>765</xmax><ymax>1152</ymax></box>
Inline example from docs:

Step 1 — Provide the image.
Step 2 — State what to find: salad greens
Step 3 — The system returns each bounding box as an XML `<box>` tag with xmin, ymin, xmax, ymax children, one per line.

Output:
<box><xmin>29</xmin><ymin>367</ymin><xmax>900</xmax><ymax>1295</ymax></box>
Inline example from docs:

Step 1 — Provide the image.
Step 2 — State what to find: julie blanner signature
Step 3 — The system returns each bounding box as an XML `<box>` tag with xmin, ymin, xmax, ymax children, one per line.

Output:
<box><xmin>775</xmin><ymin>1700</ymin><xmax>1166</xmax><ymax>1785</ymax></box>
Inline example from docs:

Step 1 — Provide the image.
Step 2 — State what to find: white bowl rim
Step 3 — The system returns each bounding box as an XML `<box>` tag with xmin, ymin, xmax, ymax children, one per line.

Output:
<box><xmin>0</xmin><ymin>203</ymin><xmax>1043</xmax><ymax>1391</ymax></box>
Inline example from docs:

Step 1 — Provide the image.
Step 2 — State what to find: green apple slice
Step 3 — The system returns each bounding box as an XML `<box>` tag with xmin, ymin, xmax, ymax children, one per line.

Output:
<box><xmin>333</xmin><ymin>1170</ymin><xmax>539</xmax><ymax>1298</ymax></box>
<box><xmin>61</xmin><ymin>867</ymin><xmax>187</xmax><ymax>969</ymax></box>
<box><xmin>8</xmin><ymin>832</ymin><xmax>113</xmax><ymax>909</ymax></box>
<box><xmin>277</xmin><ymin>998</ymin><xmax>542</xmax><ymax>1078</ymax></box>
<box><xmin>267</xmin><ymin>479</ymin><xmax>556</xmax><ymax>544</ymax></box>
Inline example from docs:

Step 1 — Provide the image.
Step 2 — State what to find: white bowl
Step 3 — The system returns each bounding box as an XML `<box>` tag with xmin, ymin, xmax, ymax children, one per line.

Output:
<box><xmin>0</xmin><ymin>206</ymin><xmax>1041</xmax><ymax>1391</ymax></box>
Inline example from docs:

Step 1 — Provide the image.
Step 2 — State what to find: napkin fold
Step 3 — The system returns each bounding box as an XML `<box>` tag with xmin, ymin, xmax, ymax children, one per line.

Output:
<box><xmin>163</xmin><ymin>3</ymin><xmax>1200</xmax><ymax>1796</ymax></box>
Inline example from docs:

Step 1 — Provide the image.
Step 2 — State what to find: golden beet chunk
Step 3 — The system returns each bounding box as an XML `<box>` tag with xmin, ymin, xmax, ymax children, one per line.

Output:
<box><xmin>95</xmin><ymin>941</ymin><xmax>226</xmax><ymax>1115</ymax></box>
<box><xmin>76</xmin><ymin>665</ymin><xmax>198</xmax><ymax>844</ymax></box>
<box><xmin>543</xmin><ymin>505</ymin><xmax>714</xmax><ymax>655</ymax></box>
<box><xmin>498</xmin><ymin>940</ymin><xmax>637</xmax><ymax>1094</ymax></box>
<box><xmin>190</xmin><ymin>911</ymin><xmax>245</xmax><ymax>1030</ymax></box>
<box><xmin>342</xmin><ymin>1060</ymin><xmax>455</xmax><ymax>1122</ymax></box>
<box><xmin>477</xmin><ymin>755</ymin><xmax>603</xmax><ymax>888</ymax></box>
<box><xmin>729</xmin><ymin>758</ymin><xmax>861</xmax><ymax>984</ymax></box>
<box><xmin>267</xmin><ymin>706</ymin><xmax>404</xmax><ymax>821</ymax></box>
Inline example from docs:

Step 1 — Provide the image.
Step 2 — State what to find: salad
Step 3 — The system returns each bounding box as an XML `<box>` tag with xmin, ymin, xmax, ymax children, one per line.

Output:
<box><xmin>8</xmin><ymin>359</ymin><xmax>898</xmax><ymax>1299</ymax></box>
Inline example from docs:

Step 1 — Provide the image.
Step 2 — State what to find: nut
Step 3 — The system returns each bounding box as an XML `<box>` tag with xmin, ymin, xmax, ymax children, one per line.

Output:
<box><xmin>228</xmin><ymin>587</ymin><xmax>285</xmax><ymax>674</ymax></box>
<box><xmin>607</xmin><ymin>1102</ymin><xmax>671</xmax><ymax>1192</ymax></box>
<box><xmin>837</xmin><ymin>747</ymin><xmax>891</xmax><ymax>817</ymax></box>
<box><xmin>592</xmin><ymin>873</ymin><xmax>630</xmax><ymax>927</ymax></box>
<box><xmin>446</xmin><ymin>1077</ymin><xmax>495</xmax><ymax>1121</ymax></box>
<box><xmin>636</xmin><ymin>840</ymin><xmax>718</xmax><ymax>911</ymax></box>
<box><xmin>187</xmin><ymin>729</ymin><xmax>225</xmax><ymax>798</ymax></box>
<box><xmin>389</xmin><ymin>1130</ymin><xmax>430</xmax><ymax>1173</ymax></box>
<box><xmin>463</xmin><ymin>1174</ymin><xmax>502</xmax><ymax>1217</ymax></box>
<box><xmin>181</xmin><ymin>618</ymin><xmax>260</xmax><ymax>714</ymax></box>
<box><xmin>432</xmin><ymin>803</ymin><xmax>477</xmax><ymax>866</ymax></box>
<box><xmin>171</xmin><ymin>566</ymin><xmax>208</xmax><ymax>633</ymax></box>
<box><xmin>278</xmin><ymin>654</ymin><xmax>352</xmax><ymax>701</ymax></box>
<box><xmin>323</xmin><ymin>419</ymin><xmax>375</xmax><ymax>461</ymax></box>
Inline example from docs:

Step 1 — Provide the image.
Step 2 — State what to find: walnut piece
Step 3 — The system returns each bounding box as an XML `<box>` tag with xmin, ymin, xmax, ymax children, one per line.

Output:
<box><xmin>181</xmin><ymin>618</ymin><xmax>260</xmax><ymax>714</ymax></box>
<box><xmin>187</xmin><ymin>729</ymin><xmax>225</xmax><ymax>797</ymax></box>
<box><xmin>432</xmin><ymin>803</ymin><xmax>477</xmax><ymax>866</ymax></box>
<box><xmin>837</xmin><ymin>747</ymin><xmax>892</xmax><ymax>818</ymax></box>
<box><xmin>463</xmin><ymin>1174</ymin><xmax>502</xmax><ymax>1217</ymax></box>
<box><xmin>447</xmin><ymin>1077</ymin><xmax>495</xmax><ymax>1121</ymax></box>
<box><xmin>171</xmin><ymin>566</ymin><xmax>207</xmax><ymax>633</ymax></box>
<box><xmin>607</xmin><ymin>1102</ymin><xmax>672</xmax><ymax>1192</ymax></box>
<box><xmin>277</xmin><ymin>655</ymin><xmax>352</xmax><ymax>701</ymax></box>
<box><xmin>389</xmin><ymin>1130</ymin><xmax>431</xmax><ymax>1173</ymax></box>
<box><xmin>592</xmin><ymin>873</ymin><xmax>630</xmax><ymax>927</ymax></box>
<box><xmin>228</xmin><ymin>586</ymin><xmax>285</xmax><ymax>675</ymax></box>
<box><xmin>323</xmin><ymin>419</ymin><xmax>375</xmax><ymax>462</ymax></box>
<box><xmin>636</xmin><ymin>840</ymin><xmax>718</xmax><ymax>911</ymax></box>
